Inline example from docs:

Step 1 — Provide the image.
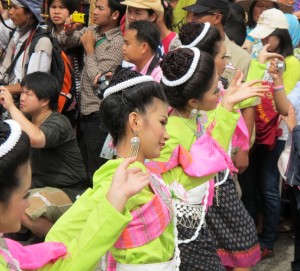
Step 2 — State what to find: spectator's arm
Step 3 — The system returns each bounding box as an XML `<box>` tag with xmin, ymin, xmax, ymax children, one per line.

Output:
<box><xmin>58</xmin><ymin>27</ymin><xmax>88</xmax><ymax>49</ymax></box>
<box><xmin>84</xmin><ymin>42</ymin><xmax>123</xmax><ymax>83</ymax></box>
<box><xmin>0</xmin><ymin>87</ymin><xmax>46</xmax><ymax>147</ymax></box>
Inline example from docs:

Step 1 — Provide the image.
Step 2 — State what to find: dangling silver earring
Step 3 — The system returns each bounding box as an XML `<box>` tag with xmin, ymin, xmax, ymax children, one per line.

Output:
<box><xmin>128</xmin><ymin>134</ymin><xmax>140</xmax><ymax>157</ymax></box>
<box><xmin>189</xmin><ymin>108</ymin><xmax>198</xmax><ymax>119</ymax></box>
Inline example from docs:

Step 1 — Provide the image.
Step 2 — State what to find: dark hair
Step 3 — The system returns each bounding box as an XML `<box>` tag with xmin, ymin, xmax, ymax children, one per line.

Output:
<box><xmin>224</xmin><ymin>3</ymin><xmax>247</xmax><ymax>46</ymax></box>
<box><xmin>108</xmin><ymin>0</ymin><xmax>126</xmax><ymax>24</ymax></box>
<box><xmin>179</xmin><ymin>22</ymin><xmax>222</xmax><ymax>58</ymax></box>
<box><xmin>269</xmin><ymin>28</ymin><xmax>294</xmax><ymax>58</ymax></box>
<box><xmin>0</xmin><ymin>121</ymin><xmax>30</xmax><ymax>205</ymax></box>
<box><xmin>20</xmin><ymin>72</ymin><xmax>60</xmax><ymax>111</ymax></box>
<box><xmin>22</xmin><ymin>7</ymin><xmax>39</xmax><ymax>29</ymax></box>
<box><xmin>247</xmin><ymin>1</ymin><xmax>278</xmax><ymax>29</ymax></box>
<box><xmin>48</xmin><ymin>0</ymin><xmax>81</xmax><ymax>32</ymax></box>
<box><xmin>219</xmin><ymin>8</ymin><xmax>229</xmax><ymax>26</ymax></box>
<box><xmin>128</xmin><ymin>20</ymin><xmax>160</xmax><ymax>52</ymax></box>
<box><xmin>161</xmin><ymin>0</ymin><xmax>173</xmax><ymax>30</ymax></box>
<box><xmin>100</xmin><ymin>68</ymin><xmax>167</xmax><ymax>145</ymax></box>
<box><xmin>160</xmin><ymin>48</ymin><xmax>215</xmax><ymax>110</ymax></box>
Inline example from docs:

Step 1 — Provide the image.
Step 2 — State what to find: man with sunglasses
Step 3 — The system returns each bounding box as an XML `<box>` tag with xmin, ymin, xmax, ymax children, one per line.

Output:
<box><xmin>183</xmin><ymin>0</ymin><xmax>251</xmax><ymax>83</ymax></box>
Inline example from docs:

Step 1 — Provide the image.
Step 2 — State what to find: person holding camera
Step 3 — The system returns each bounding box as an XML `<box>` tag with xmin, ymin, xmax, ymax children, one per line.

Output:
<box><xmin>238</xmin><ymin>8</ymin><xmax>300</xmax><ymax>260</ymax></box>
<box><xmin>0</xmin><ymin>0</ymin><xmax>52</xmax><ymax>94</ymax></box>
<box><xmin>0</xmin><ymin>72</ymin><xmax>89</xmax><ymax>240</ymax></box>
<box><xmin>59</xmin><ymin>0</ymin><xmax>126</xmax><ymax>183</ymax></box>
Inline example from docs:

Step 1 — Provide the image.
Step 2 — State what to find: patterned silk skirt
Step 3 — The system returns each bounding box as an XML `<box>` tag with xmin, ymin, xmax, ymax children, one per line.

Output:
<box><xmin>206</xmin><ymin>177</ymin><xmax>261</xmax><ymax>268</ymax></box>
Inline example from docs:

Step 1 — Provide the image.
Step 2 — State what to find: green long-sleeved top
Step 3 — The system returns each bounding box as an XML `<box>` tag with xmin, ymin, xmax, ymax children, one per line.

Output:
<box><xmin>157</xmin><ymin>105</ymin><xmax>240</xmax><ymax>190</ymax></box>
<box><xmin>45</xmin><ymin>160</ymin><xmax>174</xmax><ymax>270</ymax></box>
<box><xmin>0</xmin><ymin>194</ymin><xmax>132</xmax><ymax>271</ymax></box>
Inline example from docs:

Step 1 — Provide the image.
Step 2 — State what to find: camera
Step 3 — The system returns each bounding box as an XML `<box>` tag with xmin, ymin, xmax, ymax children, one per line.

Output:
<box><xmin>219</xmin><ymin>76</ymin><xmax>229</xmax><ymax>89</ymax></box>
<box><xmin>71</xmin><ymin>12</ymin><xmax>85</xmax><ymax>24</ymax></box>
<box><xmin>276</xmin><ymin>60</ymin><xmax>285</xmax><ymax>72</ymax></box>
<box><xmin>94</xmin><ymin>75</ymin><xmax>110</xmax><ymax>99</ymax></box>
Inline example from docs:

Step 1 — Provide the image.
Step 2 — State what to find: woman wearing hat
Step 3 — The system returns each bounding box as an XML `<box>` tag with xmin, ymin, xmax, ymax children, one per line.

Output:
<box><xmin>240</xmin><ymin>8</ymin><xmax>300</xmax><ymax>259</ymax></box>
<box><xmin>0</xmin><ymin>0</ymin><xmax>52</xmax><ymax>94</ymax></box>
<box><xmin>237</xmin><ymin>0</ymin><xmax>293</xmax><ymax>58</ymax></box>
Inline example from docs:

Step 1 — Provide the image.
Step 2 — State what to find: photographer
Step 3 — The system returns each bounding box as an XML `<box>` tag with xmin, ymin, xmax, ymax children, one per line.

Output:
<box><xmin>58</xmin><ymin>0</ymin><xmax>125</xmax><ymax>183</ymax></box>
<box><xmin>0</xmin><ymin>0</ymin><xmax>52</xmax><ymax>94</ymax></box>
<box><xmin>239</xmin><ymin>8</ymin><xmax>300</xmax><ymax>259</ymax></box>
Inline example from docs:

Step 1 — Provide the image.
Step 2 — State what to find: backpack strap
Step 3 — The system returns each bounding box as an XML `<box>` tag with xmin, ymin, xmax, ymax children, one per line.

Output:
<box><xmin>5</xmin><ymin>39</ymin><xmax>27</xmax><ymax>78</ymax></box>
<box><xmin>5</xmin><ymin>28</ymin><xmax>40</xmax><ymax>79</ymax></box>
<box><xmin>146</xmin><ymin>49</ymin><xmax>161</xmax><ymax>76</ymax></box>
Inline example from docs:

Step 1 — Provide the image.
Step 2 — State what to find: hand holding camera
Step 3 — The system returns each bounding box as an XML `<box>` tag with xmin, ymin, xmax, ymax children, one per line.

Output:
<box><xmin>268</xmin><ymin>58</ymin><xmax>285</xmax><ymax>85</ymax></box>
<box><xmin>64</xmin><ymin>12</ymin><xmax>85</xmax><ymax>36</ymax></box>
<box><xmin>71</xmin><ymin>11</ymin><xmax>85</xmax><ymax>24</ymax></box>
<box><xmin>94</xmin><ymin>71</ymin><xmax>113</xmax><ymax>99</ymax></box>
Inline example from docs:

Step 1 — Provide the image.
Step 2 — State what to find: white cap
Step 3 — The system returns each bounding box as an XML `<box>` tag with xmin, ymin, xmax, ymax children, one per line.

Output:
<box><xmin>248</xmin><ymin>8</ymin><xmax>289</xmax><ymax>39</ymax></box>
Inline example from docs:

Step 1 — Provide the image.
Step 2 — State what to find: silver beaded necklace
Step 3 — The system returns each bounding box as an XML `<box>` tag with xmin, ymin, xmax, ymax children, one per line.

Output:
<box><xmin>174</xmin><ymin>109</ymin><xmax>204</xmax><ymax>139</ymax></box>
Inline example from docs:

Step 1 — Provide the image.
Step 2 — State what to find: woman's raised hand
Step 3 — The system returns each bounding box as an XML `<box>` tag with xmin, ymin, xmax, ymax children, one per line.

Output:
<box><xmin>106</xmin><ymin>157</ymin><xmax>150</xmax><ymax>212</ymax></box>
<box><xmin>221</xmin><ymin>71</ymin><xmax>270</xmax><ymax>112</ymax></box>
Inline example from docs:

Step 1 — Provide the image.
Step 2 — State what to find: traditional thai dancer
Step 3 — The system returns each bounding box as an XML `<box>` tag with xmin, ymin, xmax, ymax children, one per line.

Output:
<box><xmin>46</xmin><ymin>69</ymin><xmax>175</xmax><ymax>271</ymax></box>
<box><xmin>179</xmin><ymin>22</ymin><xmax>261</xmax><ymax>271</ymax></box>
<box><xmin>146</xmin><ymin>47</ymin><xmax>268</xmax><ymax>271</ymax></box>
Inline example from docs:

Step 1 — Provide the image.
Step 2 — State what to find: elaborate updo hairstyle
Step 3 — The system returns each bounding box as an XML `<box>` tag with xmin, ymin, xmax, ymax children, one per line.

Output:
<box><xmin>161</xmin><ymin>47</ymin><xmax>215</xmax><ymax>111</ymax></box>
<box><xmin>100</xmin><ymin>68</ymin><xmax>167</xmax><ymax>146</ymax></box>
<box><xmin>179</xmin><ymin>22</ymin><xmax>222</xmax><ymax>58</ymax></box>
<box><xmin>0</xmin><ymin>120</ymin><xmax>30</xmax><ymax>205</ymax></box>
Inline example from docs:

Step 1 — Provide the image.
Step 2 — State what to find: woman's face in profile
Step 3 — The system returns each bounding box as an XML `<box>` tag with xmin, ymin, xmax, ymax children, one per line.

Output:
<box><xmin>0</xmin><ymin>162</ymin><xmax>31</xmax><ymax>233</ymax></box>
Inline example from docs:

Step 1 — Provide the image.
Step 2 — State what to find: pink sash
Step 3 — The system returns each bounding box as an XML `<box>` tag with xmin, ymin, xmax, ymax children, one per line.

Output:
<box><xmin>107</xmin><ymin>175</ymin><xmax>172</xmax><ymax>271</ymax></box>
<box><xmin>146</xmin><ymin>129</ymin><xmax>237</xmax><ymax>178</ymax></box>
<box><xmin>114</xmin><ymin>194</ymin><xmax>171</xmax><ymax>249</ymax></box>
<box><xmin>4</xmin><ymin>238</ymin><xmax>67</xmax><ymax>269</ymax></box>
<box><xmin>232</xmin><ymin>113</ymin><xmax>250</xmax><ymax>151</ymax></box>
